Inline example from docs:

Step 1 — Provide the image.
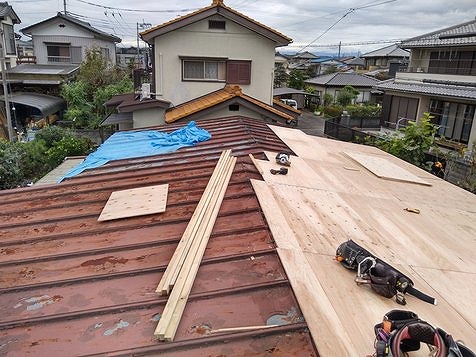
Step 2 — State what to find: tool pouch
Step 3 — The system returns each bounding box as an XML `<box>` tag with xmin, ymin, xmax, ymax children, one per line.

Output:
<box><xmin>369</xmin><ymin>266</ymin><xmax>397</xmax><ymax>298</ymax></box>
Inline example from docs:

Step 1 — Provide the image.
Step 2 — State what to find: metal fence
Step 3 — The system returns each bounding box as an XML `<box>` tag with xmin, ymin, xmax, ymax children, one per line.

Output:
<box><xmin>324</xmin><ymin>117</ymin><xmax>379</xmax><ymax>143</ymax></box>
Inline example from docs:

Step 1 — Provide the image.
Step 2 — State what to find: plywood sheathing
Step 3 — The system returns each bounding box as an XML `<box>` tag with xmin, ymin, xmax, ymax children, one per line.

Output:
<box><xmin>98</xmin><ymin>184</ymin><xmax>168</xmax><ymax>221</ymax></box>
<box><xmin>249</xmin><ymin>125</ymin><xmax>476</xmax><ymax>356</ymax></box>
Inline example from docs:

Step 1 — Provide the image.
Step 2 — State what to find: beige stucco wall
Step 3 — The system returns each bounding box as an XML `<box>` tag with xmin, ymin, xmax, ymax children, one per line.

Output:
<box><xmin>152</xmin><ymin>15</ymin><xmax>276</xmax><ymax>106</ymax></box>
<box><xmin>133</xmin><ymin>108</ymin><xmax>166</xmax><ymax>128</ymax></box>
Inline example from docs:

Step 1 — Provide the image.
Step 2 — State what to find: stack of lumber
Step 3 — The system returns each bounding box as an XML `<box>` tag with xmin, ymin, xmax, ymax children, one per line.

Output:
<box><xmin>155</xmin><ymin>150</ymin><xmax>236</xmax><ymax>341</ymax></box>
<box><xmin>248</xmin><ymin>125</ymin><xmax>476</xmax><ymax>356</ymax></box>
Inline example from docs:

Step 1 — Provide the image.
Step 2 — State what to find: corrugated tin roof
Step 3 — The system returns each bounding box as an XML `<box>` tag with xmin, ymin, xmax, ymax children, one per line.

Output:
<box><xmin>0</xmin><ymin>117</ymin><xmax>317</xmax><ymax>356</ymax></box>
<box><xmin>361</xmin><ymin>44</ymin><xmax>409</xmax><ymax>58</ymax></box>
<box><xmin>0</xmin><ymin>92</ymin><xmax>66</xmax><ymax>117</ymax></box>
<box><xmin>375</xmin><ymin>79</ymin><xmax>476</xmax><ymax>100</ymax></box>
<box><xmin>305</xmin><ymin>72</ymin><xmax>381</xmax><ymax>87</ymax></box>
<box><xmin>401</xmin><ymin>19</ymin><xmax>476</xmax><ymax>48</ymax></box>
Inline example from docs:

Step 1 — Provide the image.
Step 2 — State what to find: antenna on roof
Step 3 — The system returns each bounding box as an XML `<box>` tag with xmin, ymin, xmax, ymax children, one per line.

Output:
<box><xmin>63</xmin><ymin>0</ymin><xmax>67</xmax><ymax>15</ymax></box>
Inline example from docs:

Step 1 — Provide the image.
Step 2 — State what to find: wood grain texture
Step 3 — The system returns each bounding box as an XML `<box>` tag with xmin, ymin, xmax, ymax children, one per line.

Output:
<box><xmin>253</xmin><ymin>125</ymin><xmax>476</xmax><ymax>355</ymax></box>
<box><xmin>98</xmin><ymin>184</ymin><xmax>168</xmax><ymax>221</ymax></box>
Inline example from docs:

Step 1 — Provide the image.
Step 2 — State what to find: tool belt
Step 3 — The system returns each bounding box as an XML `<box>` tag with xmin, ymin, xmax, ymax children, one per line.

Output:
<box><xmin>336</xmin><ymin>240</ymin><xmax>436</xmax><ymax>305</ymax></box>
<box><xmin>372</xmin><ymin>310</ymin><xmax>475</xmax><ymax>357</ymax></box>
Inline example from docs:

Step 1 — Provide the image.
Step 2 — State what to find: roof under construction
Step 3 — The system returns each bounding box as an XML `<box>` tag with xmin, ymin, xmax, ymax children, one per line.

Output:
<box><xmin>1</xmin><ymin>116</ymin><xmax>475</xmax><ymax>356</ymax></box>
<box><xmin>0</xmin><ymin>117</ymin><xmax>317</xmax><ymax>356</ymax></box>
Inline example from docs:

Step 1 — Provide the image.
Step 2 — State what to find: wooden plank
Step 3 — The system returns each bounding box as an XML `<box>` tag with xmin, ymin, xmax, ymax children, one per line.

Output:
<box><xmin>162</xmin><ymin>156</ymin><xmax>236</xmax><ymax>341</ymax></box>
<box><xmin>97</xmin><ymin>184</ymin><xmax>168</xmax><ymax>221</ymax></box>
<box><xmin>155</xmin><ymin>155</ymin><xmax>236</xmax><ymax>341</ymax></box>
<box><xmin>156</xmin><ymin>150</ymin><xmax>231</xmax><ymax>295</ymax></box>
<box><xmin>343</xmin><ymin>151</ymin><xmax>431</xmax><ymax>186</ymax></box>
<box><xmin>248</xmin><ymin>153</ymin><xmax>264</xmax><ymax>175</ymax></box>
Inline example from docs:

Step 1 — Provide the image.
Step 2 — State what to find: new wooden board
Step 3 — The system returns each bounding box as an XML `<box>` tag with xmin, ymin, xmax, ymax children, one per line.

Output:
<box><xmin>343</xmin><ymin>151</ymin><xmax>431</xmax><ymax>186</ymax></box>
<box><xmin>98</xmin><ymin>184</ymin><xmax>168</xmax><ymax>221</ymax></box>
<box><xmin>250</xmin><ymin>125</ymin><xmax>476</xmax><ymax>356</ymax></box>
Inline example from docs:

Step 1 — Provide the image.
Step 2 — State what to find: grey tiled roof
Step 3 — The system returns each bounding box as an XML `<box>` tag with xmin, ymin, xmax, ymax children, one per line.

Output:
<box><xmin>375</xmin><ymin>79</ymin><xmax>476</xmax><ymax>100</ymax></box>
<box><xmin>0</xmin><ymin>2</ymin><xmax>20</xmax><ymax>23</ymax></box>
<box><xmin>305</xmin><ymin>72</ymin><xmax>381</xmax><ymax>87</ymax></box>
<box><xmin>362</xmin><ymin>44</ymin><xmax>409</xmax><ymax>58</ymax></box>
<box><xmin>21</xmin><ymin>12</ymin><xmax>121</xmax><ymax>43</ymax></box>
<box><xmin>401</xmin><ymin>19</ymin><xmax>476</xmax><ymax>48</ymax></box>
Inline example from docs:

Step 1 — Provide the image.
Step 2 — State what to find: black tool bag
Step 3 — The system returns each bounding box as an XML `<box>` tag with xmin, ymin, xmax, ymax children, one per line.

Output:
<box><xmin>372</xmin><ymin>310</ymin><xmax>476</xmax><ymax>357</ymax></box>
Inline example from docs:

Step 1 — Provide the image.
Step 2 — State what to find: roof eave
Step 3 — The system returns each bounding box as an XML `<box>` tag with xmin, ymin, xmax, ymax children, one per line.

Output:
<box><xmin>141</xmin><ymin>5</ymin><xmax>291</xmax><ymax>47</ymax></box>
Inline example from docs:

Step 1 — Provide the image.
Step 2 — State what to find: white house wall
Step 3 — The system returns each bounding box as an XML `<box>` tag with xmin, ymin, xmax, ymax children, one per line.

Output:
<box><xmin>28</xmin><ymin>18</ymin><xmax>117</xmax><ymax>64</ymax></box>
<box><xmin>153</xmin><ymin>16</ymin><xmax>276</xmax><ymax>106</ymax></box>
<box><xmin>133</xmin><ymin>108</ymin><xmax>166</xmax><ymax>128</ymax></box>
<box><xmin>32</xmin><ymin>35</ymin><xmax>117</xmax><ymax>64</ymax></box>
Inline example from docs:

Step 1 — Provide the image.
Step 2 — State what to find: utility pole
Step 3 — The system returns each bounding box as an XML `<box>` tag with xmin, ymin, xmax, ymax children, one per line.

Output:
<box><xmin>136</xmin><ymin>21</ymin><xmax>151</xmax><ymax>67</ymax></box>
<box><xmin>338</xmin><ymin>41</ymin><xmax>341</xmax><ymax>59</ymax></box>
<box><xmin>63</xmin><ymin>0</ymin><xmax>67</xmax><ymax>15</ymax></box>
<box><xmin>0</xmin><ymin>29</ymin><xmax>14</xmax><ymax>141</ymax></box>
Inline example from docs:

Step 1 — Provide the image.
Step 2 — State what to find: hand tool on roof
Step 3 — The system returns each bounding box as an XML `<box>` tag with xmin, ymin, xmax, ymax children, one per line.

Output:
<box><xmin>270</xmin><ymin>167</ymin><xmax>288</xmax><ymax>175</ymax></box>
<box><xmin>335</xmin><ymin>240</ymin><xmax>437</xmax><ymax>306</ymax></box>
<box><xmin>275</xmin><ymin>152</ymin><xmax>291</xmax><ymax>166</ymax></box>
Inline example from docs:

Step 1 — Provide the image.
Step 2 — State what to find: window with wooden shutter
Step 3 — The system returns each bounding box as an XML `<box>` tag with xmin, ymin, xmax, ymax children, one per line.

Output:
<box><xmin>226</xmin><ymin>60</ymin><xmax>251</xmax><ymax>85</ymax></box>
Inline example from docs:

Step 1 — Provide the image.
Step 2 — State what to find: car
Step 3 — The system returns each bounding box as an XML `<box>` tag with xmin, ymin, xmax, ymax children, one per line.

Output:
<box><xmin>280</xmin><ymin>99</ymin><xmax>298</xmax><ymax>110</ymax></box>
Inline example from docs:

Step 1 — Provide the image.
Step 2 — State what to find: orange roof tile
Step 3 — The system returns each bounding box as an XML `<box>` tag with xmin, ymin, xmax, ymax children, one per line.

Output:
<box><xmin>165</xmin><ymin>85</ymin><xmax>294</xmax><ymax>123</ymax></box>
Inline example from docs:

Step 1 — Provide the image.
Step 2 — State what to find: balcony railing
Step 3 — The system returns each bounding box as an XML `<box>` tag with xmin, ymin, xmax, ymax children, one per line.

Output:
<box><xmin>47</xmin><ymin>56</ymin><xmax>72</xmax><ymax>63</ymax></box>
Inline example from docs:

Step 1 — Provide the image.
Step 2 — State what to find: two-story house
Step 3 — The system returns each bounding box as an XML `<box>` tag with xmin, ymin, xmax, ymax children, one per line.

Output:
<box><xmin>103</xmin><ymin>0</ymin><xmax>297</xmax><ymax>129</ymax></box>
<box><xmin>376</xmin><ymin>19</ymin><xmax>476</xmax><ymax>146</ymax></box>
<box><xmin>0</xmin><ymin>2</ymin><xmax>20</xmax><ymax>70</ymax></box>
<box><xmin>20</xmin><ymin>12</ymin><xmax>121</xmax><ymax>65</ymax></box>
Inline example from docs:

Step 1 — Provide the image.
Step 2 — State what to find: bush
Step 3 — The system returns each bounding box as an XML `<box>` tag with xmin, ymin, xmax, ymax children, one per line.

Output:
<box><xmin>0</xmin><ymin>126</ymin><xmax>94</xmax><ymax>189</ymax></box>
<box><xmin>346</xmin><ymin>104</ymin><xmax>382</xmax><ymax>119</ymax></box>
<box><xmin>323</xmin><ymin>105</ymin><xmax>343</xmax><ymax>118</ymax></box>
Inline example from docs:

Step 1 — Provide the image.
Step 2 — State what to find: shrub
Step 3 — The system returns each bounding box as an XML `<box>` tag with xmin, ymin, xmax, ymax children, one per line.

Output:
<box><xmin>346</xmin><ymin>104</ymin><xmax>382</xmax><ymax>119</ymax></box>
<box><xmin>0</xmin><ymin>126</ymin><xmax>94</xmax><ymax>189</ymax></box>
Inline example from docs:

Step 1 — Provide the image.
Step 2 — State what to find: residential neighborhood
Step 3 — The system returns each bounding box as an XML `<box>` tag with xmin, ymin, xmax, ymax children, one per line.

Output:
<box><xmin>0</xmin><ymin>0</ymin><xmax>475</xmax><ymax>356</ymax></box>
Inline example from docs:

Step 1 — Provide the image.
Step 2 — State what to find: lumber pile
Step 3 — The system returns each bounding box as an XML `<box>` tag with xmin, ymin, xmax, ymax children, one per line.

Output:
<box><xmin>154</xmin><ymin>150</ymin><xmax>236</xmax><ymax>341</ymax></box>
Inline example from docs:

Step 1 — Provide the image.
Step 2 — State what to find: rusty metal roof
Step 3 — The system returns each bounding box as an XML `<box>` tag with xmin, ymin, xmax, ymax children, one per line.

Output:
<box><xmin>0</xmin><ymin>117</ymin><xmax>318</xmax><ymax>356</ymax></box>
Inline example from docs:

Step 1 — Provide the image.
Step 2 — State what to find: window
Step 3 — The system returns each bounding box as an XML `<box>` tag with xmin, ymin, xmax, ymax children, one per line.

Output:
<box><xmin>101</xmin><ymin>47</ymin><xmax>110</xmax><ymax>61</ymax></box>
<box><xmin>429</xmin><ymin>99</ymin><xmax>474</xmax><ymax>144</ymax></box>
<box><xmin>182</xmin><ymin>58</ymin><xmax>251</xmax><ymax>84</ymax></box>
<box><xmin>183</xmin><ymin>59</ymin><xmax>226</xmax><ymax>81</ymax></box>
<box><xmin>226</xmin><ymin>60</ymin><xmax>251</xmax><ymax>85</ymax></box>
<box><xmin>3</xmin><ymin>24</ymin><xmax>16</xmax><ymax>55</ymax></box>
<box><xmin>46</xmin><ymin>43</ymin><xmax>82</xmax><ymax>63</ymax></box>
<box><xmin>209</xmin><ymin>20</ymin><xmax>226</xmax><ymax>30</ymax></box>
<box><xmin>428</xmin><ymin>50</ymin><xmax>476</xmax><ymax>75</ymax></box>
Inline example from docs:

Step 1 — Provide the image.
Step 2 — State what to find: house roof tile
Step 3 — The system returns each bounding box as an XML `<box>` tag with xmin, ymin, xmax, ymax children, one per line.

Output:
<box><xmin>375</xmin><ymin>79</ymin><xmax>476</xmax><ymax>100</ymax></box>
<box><xmin>140</xmin><ymin>0</ymin><xmax>291</xmax><ymax>46</ymax></box>
<box><xmin>0</xmin><ymin>117</ymin><xmax>317</xmax><ymax>356</ymax></box>
<box><xmin>305</xmin><ymin>72</ymin><xmax>381</xmax><ymax>87</ymax></box>
<box><xmin>401</xmin><ymin>19</ymin><xmax>476</xmax><ymax>48</ymax></box>
<box><xmin>21</xmin><ymin>12</ymin><xmax>121</xmax><ymax>43</ymax></box>
<box><xmin>361</xmin><ymin>44</ymin><xmax>409</xmax><ymax>58</ymax></box>
<box><xmin>165</xmin><ymin>85</ymin><xmax>295</xmax><ymax>123</ymax></box>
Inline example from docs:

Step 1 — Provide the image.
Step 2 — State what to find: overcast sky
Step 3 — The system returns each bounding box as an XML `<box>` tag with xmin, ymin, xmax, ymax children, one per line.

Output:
<box><xmin>10</xmin><ymin>0</ymin><xmax>476</xmax><ymax>56</ymax></box>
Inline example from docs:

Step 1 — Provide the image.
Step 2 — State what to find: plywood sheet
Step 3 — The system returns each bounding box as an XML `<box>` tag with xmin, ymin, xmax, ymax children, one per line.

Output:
<box><xmin>251</xmin><ymin>152</ymin><xmax>325</xmax><ymax>190</ymax></box>
<box><xmin>344</xmin><ymin>151</ymin><xmax>431</xmax><ymax>186</ymax></box>
<box><xmin>98</xmin><ymin>184</ymin><xmax>168</xmax><ymax>221</ymax></box>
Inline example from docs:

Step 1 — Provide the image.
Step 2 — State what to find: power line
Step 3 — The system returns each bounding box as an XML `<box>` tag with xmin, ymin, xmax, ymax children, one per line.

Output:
<box><xmin>73</xmin><ymin>0</ymin><xmax>199</xmax><ymax>13</ymax></box>
<box><xmin>296</xmin><ymin>0</ymin><xmax>397</xmax><ymax>54</ymax></box>
<box><xmin>288</xmin><ymin>39</ymin><xmax>403</xmax><ymax>48</ymax></box>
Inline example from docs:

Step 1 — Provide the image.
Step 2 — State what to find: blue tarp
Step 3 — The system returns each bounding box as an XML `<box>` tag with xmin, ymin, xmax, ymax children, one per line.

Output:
<box><xmin>59</xmin><ymin>121</ymin><xmax>211</xmax><ymax>182</ymax></box>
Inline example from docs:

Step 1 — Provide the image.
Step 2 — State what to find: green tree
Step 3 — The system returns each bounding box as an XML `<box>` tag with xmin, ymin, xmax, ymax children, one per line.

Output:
<box><xmin>288</xmin><ymin>69</ymin><xmax>305</xmax><ymax>89</ymax></box>
<box><xmin>336</xmin><ymin>85</ymin><xmax>359</xmax><ymax>107</ymax></box>
<box><xmin>274</xmin><ymin>63</ymin><xmax>288</xmax><ymax>88</ymax></box>
<box><xmin>324</xmin><ymin>65</ymin><xmax>338</xmax><ymax>74</ymax></box>
<box><xmin>376</xmin><ymin>112</ymin><xmax>438</xmax><ymax>168</ymax></box>
<box><xmin>0</xmin><ymin>126</ymin><xmax>94</xmax><ymax>189</ymax></box>
<box><xmin>60</xmin><ymin>47</ymin><xmax>133</xmax><ymax>129</ymax></box>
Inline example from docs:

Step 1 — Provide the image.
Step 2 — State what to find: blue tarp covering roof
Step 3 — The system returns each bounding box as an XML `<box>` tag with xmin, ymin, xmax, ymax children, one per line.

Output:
<box><xmin>59</xmin><ymin>121</ymin><xmax>211</xmax><ymax>182</ymax></box>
